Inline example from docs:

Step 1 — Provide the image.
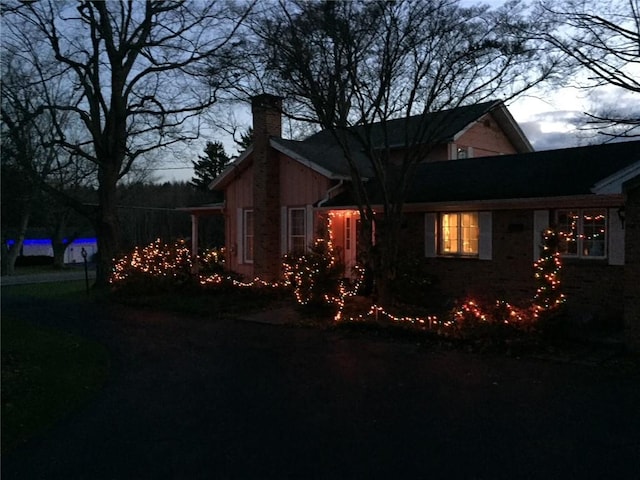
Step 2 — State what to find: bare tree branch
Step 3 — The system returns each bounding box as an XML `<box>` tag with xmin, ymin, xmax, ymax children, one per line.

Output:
<box><xmin>1</xmin><ymin>0</ymin><xmax>252</xmax><ymax>285</ymax></box>
<box><xmin>541</xmin><ymin>0</ymin><xmax>640</xmax><ymax>137</ymax></box>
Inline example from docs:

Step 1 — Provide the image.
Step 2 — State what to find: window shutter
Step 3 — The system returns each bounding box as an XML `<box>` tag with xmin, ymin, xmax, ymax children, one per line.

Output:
<box><xmin>478</xmin><ymin>212</ymin><xmax>492</xmax><ymax>260</ymax></box>
<box><xmin>306</xmin><ymin>204</ymin><xmax>314</xmax><ymax>249</ymax></box>
<box><xmin>237</xmin><ymin>208</ymin><xmax>244</xmax><ymax>264</ymax></box>
<box><xmin>467</xmin><ymin>146</ymin><xmax>474</xmax><ymax>158</ymax></box>
<box><xmin>608</xmin><ymin>207</ymin><xmax>625</xmax><ymax>265</ymax></box>
<box><xmin>424</xmin><ymin>213</ymin><xmax>437</xmax><ymax>258</ymax></box>
<box><xmin>281</xmin><ymin>206</ymin><xmax>288</xmax><ymax>255</ymax></box>
<box><xmin>533</xmin><ymin>210</ymin><xmax>549</xmax><ymax>261</ymax></box>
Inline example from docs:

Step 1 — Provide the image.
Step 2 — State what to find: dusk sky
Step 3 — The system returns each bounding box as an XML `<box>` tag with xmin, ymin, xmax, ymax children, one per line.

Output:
<box><xmin>159</xmin><ymin>85</ymin><xmax>623</xmax><ymax>184</ymax></box>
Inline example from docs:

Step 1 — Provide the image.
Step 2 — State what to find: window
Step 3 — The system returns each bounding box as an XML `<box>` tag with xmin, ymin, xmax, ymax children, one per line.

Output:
<box><xmin>440</xmin><ymin>212</ymin><xmax>479</xmax><ymax>256</ymax></box>
<box><xmin>289</xmin><ymin>208</ymin><xmax>306</xmax><ymax>252</ymax></box>
<box><xmin>556</xmin><ymin>209</ymin><xmax>606</xmax><ymax>258</ymax></box>
<box><xmin>453</xmin><ymin>145</ymin><xmax>473</xmax><ymax>159</ymax></box>
<box><xmin>243</xmin><ymin>210</ymin><xmax>254</xmax><ymax>263</ymax></box>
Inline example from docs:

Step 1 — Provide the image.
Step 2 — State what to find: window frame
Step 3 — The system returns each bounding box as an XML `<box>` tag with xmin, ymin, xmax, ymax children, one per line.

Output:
<box><xmin>555</xmin><ymin>208</ymin><xmax>607</xmax><ymax>259</ymax></box>
<box><xmin>438</xmin><ymin>211</ymin><xmax>480</xmax><ymax>257</ymax></box>
<box><xmin>243</xmin><ymin>209</ymin><xmax>254</xmax><ymax>263</ymax></box>
<box><xmin>288</xmin><ymin>207</ymin><xmax>307</xmax><ymax>253</ymax></box>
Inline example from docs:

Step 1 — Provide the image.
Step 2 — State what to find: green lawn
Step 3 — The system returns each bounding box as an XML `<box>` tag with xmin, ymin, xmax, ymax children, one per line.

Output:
<box><xmin>2</xmin><ymin>280</ymin><xmax>91</xmax><ymax>299</ymax></box>
<box><xmin>1</xmin><ymin>315</ymin><xmax>110</xmax><ymax>453</ymax></box>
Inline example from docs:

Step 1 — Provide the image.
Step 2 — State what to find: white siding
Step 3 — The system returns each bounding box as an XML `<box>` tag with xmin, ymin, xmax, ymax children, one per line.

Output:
<box><xmin>478</xmin><ymin>212</ymin><xmax>492</xmax><ymax>260</ymax></box>
<box><xmin>533</xmin><ymin>210</ymin><xmax>549</xmax><ymax>261</ymax></box>
<box><xmin>424</xmin><ymin>213</ymin><xmax>437</xmax><ymax>258</ymax></box>
<box><xmin>608</xmin><ymin>207</ymin><xmax>625</xmax><ymax>265</ymax></box>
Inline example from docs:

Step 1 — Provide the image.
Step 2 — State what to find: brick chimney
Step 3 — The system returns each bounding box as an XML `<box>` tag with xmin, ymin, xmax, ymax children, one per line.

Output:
<box><xmin>251</xmin><ymin>94</ymin><xmax>283</xmax><ymax>281</ymax></box>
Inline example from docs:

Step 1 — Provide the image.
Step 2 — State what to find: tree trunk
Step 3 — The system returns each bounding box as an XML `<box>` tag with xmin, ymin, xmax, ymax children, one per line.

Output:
<box><xmin>372</xmin><ymin>213</ymin><xmax>402</xmax><ymax>307</ymax></box>
<box><xmin>3</xmin><ymin>208</ymin><xmax>31</xmax><ymax>276</ymax></box>
<box><xmin>52</xmin><ymin>240</ymin><xmax>72</xmax><ymax>269</ymax></box>
<box><xmin>51</xmin><ymin>212</ymin><xmax>76</xmax><ymax>269</ymax></box>
<box><xmin>94</xmin><ymin>169</ymin><xmax>121</xmax><ymax>288</ymax></box>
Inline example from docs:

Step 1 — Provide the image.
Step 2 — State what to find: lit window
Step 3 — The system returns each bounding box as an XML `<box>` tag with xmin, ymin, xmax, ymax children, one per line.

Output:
<box><xmin>289</xmin><ymin>208</ymin><xmax>306</xmax><ymax>252</ymax></box>
<box><xmin>556</xmin><ymin>209</ymin><xmax>606</xmax><ymax>258</ymax></box>
<box><xmin>440</xmin><ymin>212</ymin><xmax>479</xmax><ymax>256</ymax></box>
<box><xmin>243</xmin><ymin>210</ymin><xmax>253</xmax><ymax>263</ymax></box>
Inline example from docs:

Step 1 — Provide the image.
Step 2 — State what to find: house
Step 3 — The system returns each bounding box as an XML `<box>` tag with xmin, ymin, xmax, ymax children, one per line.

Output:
<box><xmin>184</xmin><ymin>94</ymin><xmax>640</xmax><ymax>347</ymax></box>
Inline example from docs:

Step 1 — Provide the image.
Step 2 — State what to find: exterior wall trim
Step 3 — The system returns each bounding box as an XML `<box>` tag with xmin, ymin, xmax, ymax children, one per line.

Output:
<box><xmin>402</xmin><ymin>194</ymin><xmax>625</xmax><ymax>212</ymax></box>
<box><xmin>317</xmin><ymin>194</ymin><xmax>624</xmax><ymax>213</ymax></box>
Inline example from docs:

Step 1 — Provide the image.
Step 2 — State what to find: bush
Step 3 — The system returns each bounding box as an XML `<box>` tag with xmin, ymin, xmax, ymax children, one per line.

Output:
<box><xmin>449</xmin><ymin>298</ymin><xmax>535</xmax><ymax>342</ymax></box>
<box><xmin>110</xmin><ymin>239</ymin><xmax>194</xmax><ymax>294</ymax></box>
<box><xmin>197</xmin><ymin>247</ymin><xmax>225</xmax><ymax>275</ymax></box>
<box><xmin>390</xmin><ymin>255</ymin><xmax>439</xmax><ymax>307</ymax></box>
<box><xmin>282</xmin><ymin>239</ymin><xmax>344</xmax><ymax>307</ymax></box>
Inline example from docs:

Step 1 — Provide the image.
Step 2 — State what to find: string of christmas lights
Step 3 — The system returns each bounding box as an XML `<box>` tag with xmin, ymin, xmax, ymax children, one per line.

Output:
<box><xmin>111</xmin><ymin>223</ymin><xmax>566</xmax><ymax>332</ymax></box>
<box><xmin>532</xmin><ymin>228</ymin><xmax>566</xmax><ymax>317</ymax></box>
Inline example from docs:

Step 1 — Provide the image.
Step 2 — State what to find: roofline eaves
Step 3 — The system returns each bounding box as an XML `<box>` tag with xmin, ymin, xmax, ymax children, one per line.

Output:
<box><xmin>209</xmin><ymin>146</ymin><xmax>254</xmax><ymax>190</ymax></box>
<box><xmin>270</xmin><ymin>138</ymin><xmax>350</xmax><ymax>180</ymax></box>
<box><xmin>452</xmin><ymin>101</ymin><xmax>501</xmax><ymax>142</ymax></box>
<box><xmin>491</xmin><ymin>103</ymin><xmax>534</xmax><ymax>152</ymax></box>
<box><xmin>315</xmin><ymin>193</ymin><xmax>624</xmax><ymax>212</ymax></box>
<box><xmin>591</xmin><ymin>160</ymin><xmax>640</xmax><ymax>194</ymax></box>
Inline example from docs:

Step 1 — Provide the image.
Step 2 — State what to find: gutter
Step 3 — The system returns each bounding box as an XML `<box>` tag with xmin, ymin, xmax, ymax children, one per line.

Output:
<box><xmin>317</xmin><ymin>180</ymin><xmax>345</xmax><ymax>207</ymax></box>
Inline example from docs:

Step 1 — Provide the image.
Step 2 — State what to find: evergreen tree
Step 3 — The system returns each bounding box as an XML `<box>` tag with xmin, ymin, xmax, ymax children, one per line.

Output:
<box><xmin>235</xmin><ymin>127</ymin><xmax>253</xmax><ymax>153</ymax></box>
<box><xmin>191</xmin><ymin>141</ymin><xmax>230</xmax><ymax>192</ymax></box>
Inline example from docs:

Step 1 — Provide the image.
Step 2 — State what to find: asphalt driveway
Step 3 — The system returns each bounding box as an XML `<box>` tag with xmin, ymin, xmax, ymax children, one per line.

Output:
<box><xmin>2</xmin><ymin>289</ymin><xmax>640</xmax><ymax>479</ymax></box>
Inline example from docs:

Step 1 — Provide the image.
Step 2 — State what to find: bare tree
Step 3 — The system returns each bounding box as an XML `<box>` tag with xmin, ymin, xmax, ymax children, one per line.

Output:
<box><xmin>252</xmin><ymin>0</ymin><xmax>562</xmax><ymax>304</ymax></box>
<box><xmin>0</xmin><ymin>46</ymin><xmax>92</xmax><ymax>274</ymax></box>
<box><xmin>542</xmin><ymin>0</ymin><xmax>640</xmax><ymax>137</ymax></box>
<box><xmin>2</xmin><ymin>0</ymin><xmax>251</xmax><ymax>285</ymax></box>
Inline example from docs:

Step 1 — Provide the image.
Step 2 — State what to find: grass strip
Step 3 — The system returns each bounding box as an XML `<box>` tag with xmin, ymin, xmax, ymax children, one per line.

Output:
<box><xmin>1</xmin><ymin>280</ymin><xmax>90</xmax><ymax>299</ymax></box>
<box><xmin>1</xmin><ymin>316</ymin><xmax>110</xmax><ymax>453</ymax></box>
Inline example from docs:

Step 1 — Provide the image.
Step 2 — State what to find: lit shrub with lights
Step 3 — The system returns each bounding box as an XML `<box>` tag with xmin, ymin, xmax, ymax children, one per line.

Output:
<box><xmin>449</xmin><ymin>298</ymin><xmax>535</xmax><ymax>341</ymax></box>
<box><xmin>110</xmin><ymin>239</ymin><xmax>194</xmax><ymax>293</ymax></box>
<box><xmin>197</xmin><ymin>247</ymin><xmax>225</xmax><ymax>275</ymax></box>
<box><xmin>532</xmin><ymin>228</ymin><xmax>566</xmax><ymax>318</ymax></box>
<box><xmin>282</xmin><ymin>238</ymin><xmax>344</xmax><ymax>309</ymax></box>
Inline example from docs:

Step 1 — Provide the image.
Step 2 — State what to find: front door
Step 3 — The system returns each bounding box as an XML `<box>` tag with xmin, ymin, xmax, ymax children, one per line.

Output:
<box><xmin>344</xmin><ymin>213</ymin><xmax>358</xmax><ymax>278</ymax></box>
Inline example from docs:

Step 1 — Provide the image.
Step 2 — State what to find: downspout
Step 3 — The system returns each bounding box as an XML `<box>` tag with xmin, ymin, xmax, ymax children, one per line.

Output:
<box><xmin>317</xmin><ymin>179</ymin><xmax>345</xmax><ymax>208</ymax></box>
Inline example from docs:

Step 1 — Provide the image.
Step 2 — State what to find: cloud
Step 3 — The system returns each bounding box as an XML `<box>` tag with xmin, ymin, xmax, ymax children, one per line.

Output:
<box><xmin>518</xmin><ymin>110</ymin><xmax>586</xmax><ymax>150</ymax></box>
<box><xmin>515</xmin><ymin>108</ymin><xmax>633</xmax><ymax>151</ymax></box>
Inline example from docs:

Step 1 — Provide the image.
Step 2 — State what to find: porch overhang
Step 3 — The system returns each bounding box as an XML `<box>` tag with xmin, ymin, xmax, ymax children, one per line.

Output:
<box><xmin>177</xmin><ymin>203</ymin><xmax>225</xmax><ymax>263</ymax></box>
<box><xmin>177</xmin><ymin>203</ymin><xmax>225</xmax><ymax>216</ymax></box>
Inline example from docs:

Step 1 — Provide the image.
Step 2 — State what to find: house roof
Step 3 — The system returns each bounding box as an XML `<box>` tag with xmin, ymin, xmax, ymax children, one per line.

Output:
<box><xmin>304</xmin><ymin>100</ymin><xmax>531</xmax><ymax>151</ymax></box>
<box><xmin>324</xmin><ymin>141</ymin><xmax>640</xmax><ymax>206</ymax></box>
<box><xmin>211</xmin><ymin>100</ymin><xmax>530</xmax><ymax>190</ymax></box>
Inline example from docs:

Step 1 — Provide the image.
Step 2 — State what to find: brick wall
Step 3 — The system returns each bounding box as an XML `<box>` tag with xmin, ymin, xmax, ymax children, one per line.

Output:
<box><xmin>252</xmin><ymin>94</ymin><xmax>282</xmax><ymax>281</ymax></box>
<box><xmin>416</xmin><ymin>210</ymin><xmax>534</xmax><ymax>306</ymax></box>
<box><xmin>624</xmin><ymin>181</ymin><xmax>640</xmax><ymax>350</ymax></box>
<box><xmin>404</xmin><ymin>209</ymin><xmax>624</xmax><ymax>322</ymax></box>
